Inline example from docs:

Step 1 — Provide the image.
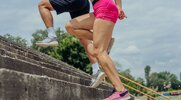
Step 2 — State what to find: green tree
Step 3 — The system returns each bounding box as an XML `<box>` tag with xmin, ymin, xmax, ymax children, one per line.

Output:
<box><xmin>119</xmin><ymin>69</ymin><xmax>140</xmax><ymax>95</ymax></box>
<box><xmin>171</xmin><ymin>80</ymin><xmax>181</xmax><ymax>90</ymax></box>
<box><xmin>149</xmin><ymin>71</ymin><xmax>179</xmax><ymax>91</ymax></box>
<box><xmin>145</xmin><ymin>65</ymin><xmax>151</xmax><ymax>87</ymax></box>
<box><xmin>31</xmin><ymin>28</ymin><xmax>92</xmax><ymax>74</ymax></box>
<box><xmin>119</xmin><ymin>69</ymin><xmax>135</xmax><ymax>80</ymax></box>
<box><xmin>3</xmin><ymin>34</ymin><xmax>27</xmax><ymax>46</ymax></box>
<box><xmin>117</xmin><ymin>69</ymin><xmax>149</xmax><ymax>96</ymax></box>
<box><xmin>136</xmin><ymin>77</ymin><xmax>145</xmax><ymax>85</ymax></box>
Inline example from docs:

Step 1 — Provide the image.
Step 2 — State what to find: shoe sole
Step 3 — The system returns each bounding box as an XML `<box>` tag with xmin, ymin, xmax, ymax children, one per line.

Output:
<box><xmin>35</xmin><ymin>41</ymin><xmax>58</xmax><ymax>47</ymax></box>
<box><xmin>91</xmin><ymin>72</ymin><xmax>106</xmax><ymax>88</ymax></box>
<box><xmin>116</xmin><ymin>96</ymin><xmax>131</xmax><ymax>100</ymax></box>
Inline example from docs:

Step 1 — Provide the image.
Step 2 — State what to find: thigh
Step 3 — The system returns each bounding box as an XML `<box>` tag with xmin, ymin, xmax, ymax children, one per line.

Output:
<box><xmin>93</xmin><ymin>19</ymin><xmax>115</xmax><ymax>51</ymax></box>
<box><xmin>40</xmin><ymin>0</ymin><xmax>54</xmax><ymax>10</ymax></box>
<box><xmin>69</xmin><ymin>13</ymin><xmax>95</xmax><ymax>30</ymax></box>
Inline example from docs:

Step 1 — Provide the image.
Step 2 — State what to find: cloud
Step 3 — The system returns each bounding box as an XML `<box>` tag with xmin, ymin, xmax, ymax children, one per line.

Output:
<box><xmin>0</xmin><ymin>0</ymin><xmax>71</xmax><ymax>44</ymax></box>
<box><xmin>151</xmin><ymin>59</ymin><xmax>181</xmax><ymax>78</ymax></box>
<box><xmin>178</xmin><ymin>45</ymin><xmax>181</xmax><ymax>49</ymax></box>
<box><xmin>117</xmin><ymin>45</ymin><xmax>141</xmax><ymax>55</ymax></box>
<box><xmin>110</xmin><ymin>0</ymin><xmax>181</xmax><ymax>78</ymax></box>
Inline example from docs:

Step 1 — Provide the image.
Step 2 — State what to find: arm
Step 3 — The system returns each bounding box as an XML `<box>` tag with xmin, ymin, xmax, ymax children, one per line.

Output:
<box><xmin>114</xmin><ymin>0</ymin><xmax>127</xmax><ymax>20</ymax></box>
<box><xmin>115</xmin><ymin>0</ymin><xmax>122</xmax><ymax>9</ymax></box>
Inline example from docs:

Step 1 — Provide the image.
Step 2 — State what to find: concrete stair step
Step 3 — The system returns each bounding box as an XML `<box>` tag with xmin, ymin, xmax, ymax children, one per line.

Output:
<box><xmin>0</xmin><ymin>54</ymin><xmax>92</xmax><ymax>86</ymax></box>
<box><xmin>0</xmin><ymin>52</ymin><xmax>113</xmax><ymax>90</ymax></box>
<box><xmin>0</xmin><ymin>47</ymin><xmax>90</xmax><ymax>79</ymax></box>
<box><xmin>0</xmin><ymin>68</ymin><xmax>112</xmax><ymax>100</ymax></box>
<box><xmin>0</xmin><ymin>36</ymin><xmax>113</xmax><ymax>92</ymax></box>
<box><xmin>0</xmin><ymin>36</ymin><xmax>89</xmax><ymax>77</ymax></box>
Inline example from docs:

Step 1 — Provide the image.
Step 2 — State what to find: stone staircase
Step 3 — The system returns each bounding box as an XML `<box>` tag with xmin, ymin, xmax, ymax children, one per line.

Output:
<box><xmin>0</xmin><ymin>36</ymin><xmax>113</xmax><ymax>100</ymax></box>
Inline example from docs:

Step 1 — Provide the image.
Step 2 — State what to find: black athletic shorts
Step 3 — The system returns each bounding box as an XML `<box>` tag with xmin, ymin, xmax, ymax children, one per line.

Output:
<box><xmin>49</xmin><ymin>0</ymin><xmax>90</xmax><ymax>18</ymax></box>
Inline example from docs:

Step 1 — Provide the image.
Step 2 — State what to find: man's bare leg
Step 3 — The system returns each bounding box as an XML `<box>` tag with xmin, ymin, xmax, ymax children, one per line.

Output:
<box><xmin>39</xmin><ymin>0</ymin><xmax>54</xmax><ymax>28</ymax></box>
<box><xmin>36</xmin><ymin>0</ymin><xmax>58</xmax><ymax>46</ymax></box>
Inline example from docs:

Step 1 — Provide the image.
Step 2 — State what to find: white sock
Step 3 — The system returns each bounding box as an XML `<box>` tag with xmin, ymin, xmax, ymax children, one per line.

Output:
<box><xmin>47</xmin><ymin>27</ymin><xmax>56</xmax><ymax>38</ymax></box>
<box><xmin>92</xmin><ymin>63</ymin><xmax>100</xmax><ymax>75</ymax></box>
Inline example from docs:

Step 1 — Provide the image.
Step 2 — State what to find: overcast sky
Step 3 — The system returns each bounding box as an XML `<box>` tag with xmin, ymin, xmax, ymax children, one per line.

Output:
<box><xmin>0</xmin><ymin>0</ymin><xmax>181</xmax><ymax>79</ymax></box>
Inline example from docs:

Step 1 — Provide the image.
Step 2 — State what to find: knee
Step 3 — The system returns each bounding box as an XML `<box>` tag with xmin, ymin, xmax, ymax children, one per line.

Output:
<box><xmin>95</xmin><ymin>50</ymin><xmax>104</xmax><ymax>59</ymax></box>
<box><xmin>65</xmin><ymin>22</ymin><xmax>75</xmax><ymax>35</ymax></box>
<box><xmin>39</xmin><ymin>0</ymin><xmax>45</xmax><ymax>8</ymax></box>
<box><xmin>38</xmin><ymin>0</ymin><xmax>51</xmax><ymax>9</ymax></box>
<box><xmin>93</xmin><ymin>46</ymin><xmax>106</xmax><ymax>59</ymax></box>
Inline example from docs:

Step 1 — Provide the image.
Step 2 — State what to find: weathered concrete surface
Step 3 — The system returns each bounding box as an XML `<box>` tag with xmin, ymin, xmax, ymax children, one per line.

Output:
<box><xmin>0</xmin><ymin>36</ymin><xmax>114</xmax><ymax>100</ymax></box>
<box><xmin>0</xmin><ymin>69</ymin><xmax>112</xmax><ymax>100</ymax></box>
<box><xmin>0</xmin><ymin>36</ymin><xmax>113</xmax><ymax>90</ymax></box>
<box><xmin>0</xmin><ymin>54</ymin><xmax>91</xmax><ymax>86</ymax></box>
<box><xmin>0</xmin><ymin>42</ymin><xmax>90</xmax><ymax>79</ymax></box>
<box><xmin>0</xmin><ymin>54</ymin><xmax>113</xmax><ymax>90</ymax></box>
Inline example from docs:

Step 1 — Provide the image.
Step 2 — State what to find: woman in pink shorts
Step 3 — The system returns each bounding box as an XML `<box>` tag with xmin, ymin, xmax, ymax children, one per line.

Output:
<box><xmin>65</xmin><ymin>0</ymin><xmax>130</xmax><ymax>99</ymax></box>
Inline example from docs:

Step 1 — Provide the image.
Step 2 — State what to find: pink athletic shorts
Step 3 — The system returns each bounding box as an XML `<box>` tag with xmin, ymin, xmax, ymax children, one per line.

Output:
<box><xmin>93</xmin><ymin>0</ymin><xmax>119</xmax><ymax>23</ymax></box>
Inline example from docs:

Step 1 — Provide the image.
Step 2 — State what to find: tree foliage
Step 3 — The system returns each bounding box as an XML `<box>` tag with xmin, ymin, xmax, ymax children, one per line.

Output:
<box><xmin>119</xmin><ymin>69</ymin><xmax>146</xmax><ymax>96</ymax></box>
<box><xmin>3</xmin><ymin>34</ymin><xmax>28</xmax><ymax>46</ymax></box>
<box><xmin>149</xmin><ymin>71</ymin><xmax>181</xmax><ymax>91</ymax></box>
<box><xmin>31</xmin><ymin>28</ymin><xmax>92</xmax><ymax>74</ymax></box>
<box><xmin>145</xmin><ymin>65</ymin><xmax>151</xmax><ymax>87</ymax></box>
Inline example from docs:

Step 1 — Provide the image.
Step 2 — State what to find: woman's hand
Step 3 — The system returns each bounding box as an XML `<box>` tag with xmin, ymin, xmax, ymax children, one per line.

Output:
<box><xmin>118</xmin><ymin>9</ymin><xmax>127</xmax><ymax>20</ymax></box>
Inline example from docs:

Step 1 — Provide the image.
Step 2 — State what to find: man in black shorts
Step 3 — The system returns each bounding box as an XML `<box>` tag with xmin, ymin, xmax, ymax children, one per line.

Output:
<box><xmin>36</xmin><ymin>0</ymin><xmax>103</xmax><ymax>79</ymax></box>
<box><xmin>36</xmin><ymin>0</ymin><xmax>115</xmax><ymax>88</ymax></box>
<box><xmin>36</xmin><ymin>0</ymin><xmax>90</xmax><ymax>46</ymax></box>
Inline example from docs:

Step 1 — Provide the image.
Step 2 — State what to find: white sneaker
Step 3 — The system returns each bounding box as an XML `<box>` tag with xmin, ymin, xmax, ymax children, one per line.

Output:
<box><xmin>90</xmin><ymin>70</ymin><xmax>106</xmax><ymax>88</ymax></box>
<box><xmin>35</xmin><ymin>37</ymin><xmax>58</xmax><ymax>47</ymax></box>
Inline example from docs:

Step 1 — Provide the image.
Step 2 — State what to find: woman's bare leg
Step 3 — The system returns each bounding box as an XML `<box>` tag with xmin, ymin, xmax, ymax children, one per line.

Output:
<box><xmin>91</xmin><ymin>18</ymin><xmax>125</xmax><ymax>91</ymax></box>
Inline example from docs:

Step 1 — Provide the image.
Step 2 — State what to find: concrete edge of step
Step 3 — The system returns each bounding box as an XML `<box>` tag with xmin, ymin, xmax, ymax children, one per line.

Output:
<box><xmin>0</xmin><ymin>47</ymin><xmax>91</xmax><ymax>79</ymax></box>
<box><xmin>0</xmin><ymin>55</ymin><xmax>113</xmax><ymax>90</ymax></box>
<box><xmin>0</xmin><ymin>55</ymin><xmax>91</xmax><ymax>84</ymax></box>
<box><xmin>0</xmin><ymin>68</ymin><xmax>112</xmax><ymax>100</ymax></box>
<box><xmin>0</xmin><ymin>39</ymin><xmax>91</xmax><ymax>77</ymax></box>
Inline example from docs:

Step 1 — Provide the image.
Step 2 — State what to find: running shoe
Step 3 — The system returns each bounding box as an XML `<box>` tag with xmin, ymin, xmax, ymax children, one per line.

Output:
<box><xmin>90</xmin><ymin>69</ymin><xmax>106</xmax><ymax>88</ymax></box>
<box><xmin>104</xmin><ymin>89</ymin><xmax>131</xmax><ymax>100</ymax></box>
<box><xmin>35</xmin><ymin>37</ymin><xmax>58</xmax><ymax>47</ymax></box>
